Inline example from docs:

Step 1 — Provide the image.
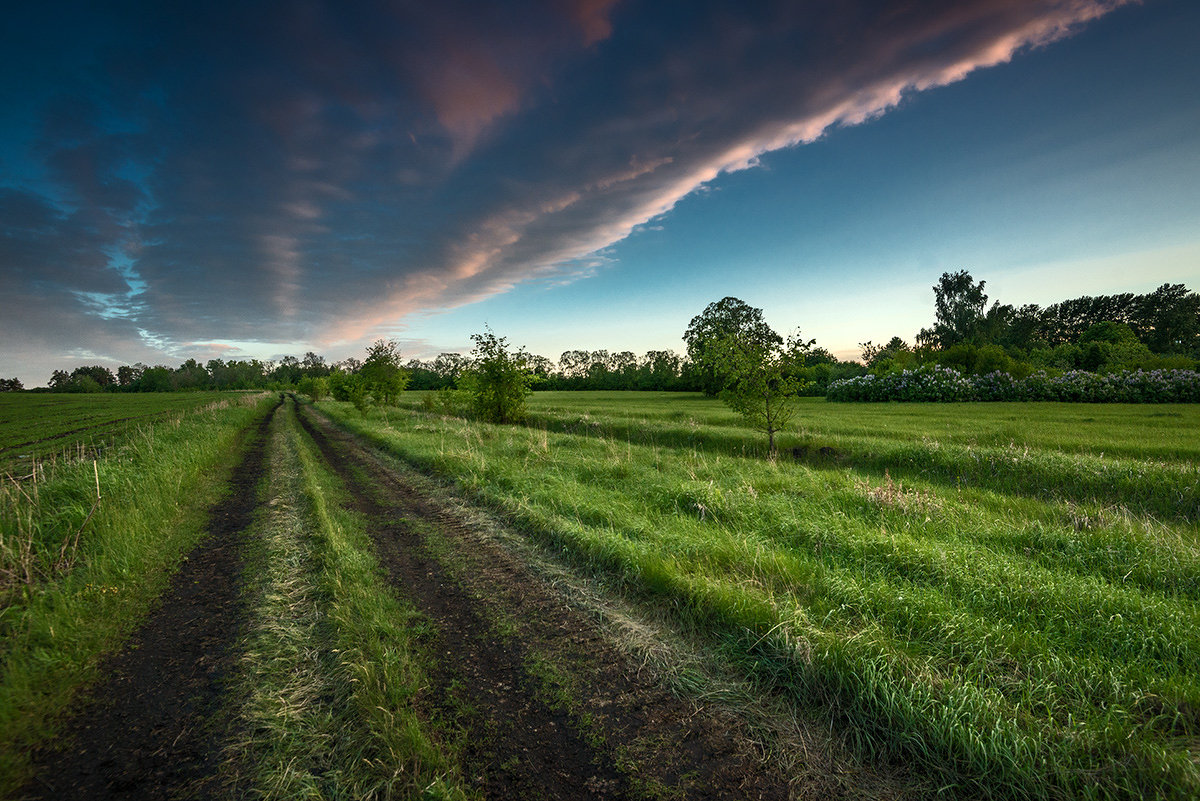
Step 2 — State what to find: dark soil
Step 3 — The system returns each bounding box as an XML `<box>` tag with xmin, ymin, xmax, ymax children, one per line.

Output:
<box><xmin>20</xmin><ymin>401</ymin><xmax>278</xmax><ymax>800</ymax></box>
<box><xmin>299</xmin><ymin>406</ymin><xmax>798</xmax><ymax>800</ymax></box>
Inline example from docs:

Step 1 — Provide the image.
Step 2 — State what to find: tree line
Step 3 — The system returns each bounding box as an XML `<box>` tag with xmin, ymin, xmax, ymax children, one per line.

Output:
<box><xmin>22</xmin><ymin>341</ymin><xmax>864</xmax><ymax>395</ymax></box>
<box><xmin>866</xmin><ymin>273</ymin><xmax>1199</xmax><ymax>377</ymax></box>
<box><xmin>9</xmin><ymin>273</ymin><xmax>1196</xmax><ymax>399</ymax></box>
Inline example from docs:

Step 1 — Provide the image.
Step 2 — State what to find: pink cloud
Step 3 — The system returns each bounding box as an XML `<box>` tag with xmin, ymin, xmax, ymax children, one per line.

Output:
<box><xmin>564</xmin><ymin>0</ymin><xmax>621</xmax><ymax>45</ymax></box>
<box><xmin>417</xmin><ymin>45</ymin><xmax>523</xmax><ymax>158</ymax></box>
<box><xmin>312</xmin><ymin>0</ymin><xmax>1135</xmax><ymax>349</ymax></box>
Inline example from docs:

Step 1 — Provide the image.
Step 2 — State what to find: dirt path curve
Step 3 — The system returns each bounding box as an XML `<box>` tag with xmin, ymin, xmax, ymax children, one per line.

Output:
<box><xmin>299</xmin><ymin>406</ymin><xmax>796</xmax><ymax>801</ymax></box>
<box><xmin>21</xmin><ymin>400</ymin><xmax>279</xmax><ymax>800</ymax></box>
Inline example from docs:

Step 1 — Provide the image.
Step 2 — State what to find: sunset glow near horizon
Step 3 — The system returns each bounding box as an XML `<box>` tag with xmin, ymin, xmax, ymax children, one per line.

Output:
<box><xmin>2</xmin><ymin>0</ymin><xmax>1198</xmax><ymax>385</ymax></box>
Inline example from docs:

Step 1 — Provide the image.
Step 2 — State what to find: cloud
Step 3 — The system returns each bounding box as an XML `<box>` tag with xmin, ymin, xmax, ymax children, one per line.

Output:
<box><xmin>313</xmin><ymin>0</ymin><xmax>1133</xmax><ymax>340</ymax></box>
<box><xmin>2</xmin><ymin>0</ymin><xmax>1133</xmax><ymax>381</ymax></box>
<box><xmin>565</xmin><ymin>0</ymin><xmax>621</xmax><ymax>45</ymax></box>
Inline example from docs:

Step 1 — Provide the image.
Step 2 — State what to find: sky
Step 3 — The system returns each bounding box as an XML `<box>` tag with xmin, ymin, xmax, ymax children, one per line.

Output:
<box><xmin>2</xmin><ymin>0</ymin><xmax>1198</xmax><ymax>385</ymax></box>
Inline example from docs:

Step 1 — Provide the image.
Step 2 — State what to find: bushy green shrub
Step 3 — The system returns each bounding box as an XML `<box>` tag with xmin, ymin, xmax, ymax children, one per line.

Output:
<box><xmin>297</xmin><ymin>376</ymin><xmax>328</xmax><ymax>403</ymax></box>
<box><xmin>328</xmin><ymin>370</ymin><xmax>354</xmax><ymax>402</ymax></box>
<box><xmin>460</xmin><ymin>328</ymin><xmax>532</xmax><ymax>424</ymax></box>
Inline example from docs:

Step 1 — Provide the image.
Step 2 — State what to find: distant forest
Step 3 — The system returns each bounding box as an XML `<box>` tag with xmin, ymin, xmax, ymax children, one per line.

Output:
<box><xmin>5</xmin><ymin>273</ymin><xmax>1197</xmax><ymax>395</ymax></box>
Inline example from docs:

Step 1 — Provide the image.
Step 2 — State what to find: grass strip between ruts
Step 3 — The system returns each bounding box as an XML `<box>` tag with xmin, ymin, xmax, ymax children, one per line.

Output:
<box><xmin>222</xmin><ymin>397</ymin><xmax>471</xmax><ymax>799</ymax></box>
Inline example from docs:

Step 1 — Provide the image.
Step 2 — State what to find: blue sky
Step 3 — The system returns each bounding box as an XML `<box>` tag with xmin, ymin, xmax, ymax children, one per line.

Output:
<box><xmin>2</xmin><ymin>0</ymin><xmax>1198</xmax><ymax>384</ymax></box>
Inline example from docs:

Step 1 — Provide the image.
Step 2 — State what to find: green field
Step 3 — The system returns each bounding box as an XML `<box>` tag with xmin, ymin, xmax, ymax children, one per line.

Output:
<box><xmin>329</xmin><ymin>391</ymin><xmax>1200</xmax><ymax>799</ymax></box>
<box><xmin>0</xmin><ymin>392</ymin><xmax>246</xmax><ymax>469</ymax></box>
<box><xmin>3</xmin><ymin>389</ymin><xmax>1196</xmax><ymax>798</ymax></box>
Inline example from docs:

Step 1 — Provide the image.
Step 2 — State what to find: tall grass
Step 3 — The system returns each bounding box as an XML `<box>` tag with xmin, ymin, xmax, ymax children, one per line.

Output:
<box><xmin>0</xmin><ymin>393</ymin><xmax>274</xmax><ymax>795</ymax></box>
<box><xmin>319</xmin><ymin>394</ymin><xmax>1200</xmax><ymax>800</ymax></box>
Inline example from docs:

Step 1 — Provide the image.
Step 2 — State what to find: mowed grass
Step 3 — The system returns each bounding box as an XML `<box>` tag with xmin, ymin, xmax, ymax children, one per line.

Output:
<box><xmin>0</xmin><ymin>391</ymin><xmax>244</xmax><ymax>468</ymax></box>
<box><xmin>327</xmin><ymin>392</ymin><xmax>1200</xmax><ymax>800</ymax></box>
<box><xmin>520</xmin><ymin>392</ymin><xmax>1200</xmax><ymax>462</ymax></box>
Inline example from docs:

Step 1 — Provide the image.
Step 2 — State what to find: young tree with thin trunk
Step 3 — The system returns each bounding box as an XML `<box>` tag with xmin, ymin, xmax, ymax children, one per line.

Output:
<box><xmin>360</xmin><ymin>338</ymin><xmax>408</xmax><ymax>406</ymax></box>
<box><xmin>706</xmin><ymin>320</ymin><xmax>805</xmax><ymax>457</ymax></box>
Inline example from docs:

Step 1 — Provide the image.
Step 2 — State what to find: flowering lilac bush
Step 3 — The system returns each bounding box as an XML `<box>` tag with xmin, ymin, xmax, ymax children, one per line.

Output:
<box><xmin>825</xmin><ymin>366</ymin><xmax>971</xmax><ymax>402</ymax></box>
<box><xmin>827</xmin><ymin>366</ymin><xmax>1200</xmax><ymax>403</ymax></box>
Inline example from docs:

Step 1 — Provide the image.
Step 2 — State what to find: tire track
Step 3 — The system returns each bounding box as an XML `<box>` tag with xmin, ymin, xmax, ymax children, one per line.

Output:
<box><xmin>298</xmin><ymin>405</ymin><xmax>794</xmax><ymax>800</ymax></box>
<box><xmin>22</xmin><ymin>400</ymin><xmax>279</xmax><ymax>800</ymax></box>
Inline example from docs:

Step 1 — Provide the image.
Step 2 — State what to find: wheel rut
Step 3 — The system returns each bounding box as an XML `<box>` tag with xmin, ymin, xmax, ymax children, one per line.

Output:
<box><xmin>298</xmin><ymin>405</ymin><xmax>794</xmax><ymax>800</ymax></box>
<box><xmin>21</xmin><ymin>400</ymin><xmax>279</xmax><ymax>800</ymax></box>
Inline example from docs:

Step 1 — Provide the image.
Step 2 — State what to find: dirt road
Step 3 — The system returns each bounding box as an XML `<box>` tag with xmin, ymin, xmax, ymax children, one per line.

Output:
<box><xmin>19</xmin><ymin>400</ymin><xmax>893</xmax><ymax>799</ymax></box>
<box><xmin>297</xmin><ymin>404</ymin><xmax>795</xmax><ymax>800</ymax></box>
<box><xmin>22</xmin><ymin>402</ymin><xmax>278</xmax><ymax>799</ymax></box>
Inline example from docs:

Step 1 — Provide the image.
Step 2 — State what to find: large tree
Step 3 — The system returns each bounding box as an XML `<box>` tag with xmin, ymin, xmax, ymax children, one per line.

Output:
<box><xmin>433</xmin><ymin>352</ymin><xmax>470</xmax><ymax>382</ymax></box>
<box><xmin>117</xmin><ymin>364</ymin><xmax>145</xmax><ymax>387</ymax></box>
<box><xmin>684</xmin><ymin>297</ymin><xmax>782</xmax><ymax>395</ymax></box>
<box><xmin>860</xmin><ymin>336</ymin><xmax>912</xmax><ymax>368</ymax></box>
<box><xmin>557</xmin><ymin>350</ymin><xmax>590</xmax><ymax>381</ymax></box>
<box><xmin>70</xmin><ymin>365</ymin><xmax>116</xmax><ymax>388</ymax></box>
<box><xmin>918</xmin><ymin>270</ymin><xmax>991</xmax><ymax>349</ymax></box>
<box><xmin>638</xmin><ymin>350</ymin><xmax>682</xmax><ymax>390</ymax></box>
<box><xmin>300</xmin><ymin>351</ymin><xmax>329</xmax><ymax>376</ymax></box>
<box><xmin>1137</xmin><ymin>283</ymin><xmax>1200</xmax><ymax>355</ymax></box>
<box><xmin>271</xmin><ymin>355</ymin><xmax>303</xmax><ymax>385</ymax></box>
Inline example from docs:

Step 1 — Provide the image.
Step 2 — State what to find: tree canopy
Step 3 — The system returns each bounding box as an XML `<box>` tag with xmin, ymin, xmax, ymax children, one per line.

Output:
<box><xmin>684</xmin><ymin>296</ymin><xmax>782</xmax><ymax>395</ymax></box>
<box><xmin>918</xmin><ymin>270</ymin><xmax>992</xmax><ymax>349</ymax></box>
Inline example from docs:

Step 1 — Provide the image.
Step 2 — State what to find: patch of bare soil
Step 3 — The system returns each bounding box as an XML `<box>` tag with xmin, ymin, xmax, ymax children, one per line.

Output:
<box><xmin>298</xmin><ymin>407</ymin><xmax>799</xmax><ymax>800</ymax></box>
<box><xmin>21</xmin><ymin>401</ymin><xmax>278</xmax><ymax>800</ymax></box>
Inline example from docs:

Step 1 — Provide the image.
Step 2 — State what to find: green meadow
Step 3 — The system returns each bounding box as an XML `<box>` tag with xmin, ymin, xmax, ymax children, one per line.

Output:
<box><xmin>327</xmin><ymin>391</ymin><xmax>1200</xmax><ymax>800</ymax></box>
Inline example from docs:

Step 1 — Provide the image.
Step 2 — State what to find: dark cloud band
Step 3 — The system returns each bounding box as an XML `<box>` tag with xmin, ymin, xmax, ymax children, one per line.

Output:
<box><xmin>0</xmin><ymin>0</ymin><xmax>1130</xmax><ymax>380</ymax></box>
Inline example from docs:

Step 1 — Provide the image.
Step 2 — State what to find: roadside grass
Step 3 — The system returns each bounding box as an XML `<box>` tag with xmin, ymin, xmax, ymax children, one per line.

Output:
<box><xmin>319</xmin><ymin>394</ymin><xmax>1200</xmax><ymax>800</ymax></box>
<box><xmin>225</xmin><ymin>397</ymin><xmax>471</xmax><ymax>799</ymax></box>
<box><xmin>0</xmin><ymin>392</ymin><xmax>274</xmax><ymax>796</ymax></box>
<box><xmin>374</xmin><ymin>454</ymin><xmax>918</xmax><ymax>798</ymax></box>
<box><xmin>0</xmin><ymin>391</ymin><xmax>242</xmax><ymax>467</ymax></box>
